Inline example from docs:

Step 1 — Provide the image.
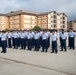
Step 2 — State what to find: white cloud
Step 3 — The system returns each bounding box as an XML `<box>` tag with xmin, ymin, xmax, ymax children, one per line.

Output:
<box><xmin>0</xmin><ymin>0</ymin><xmax>76</xmax><ymax>21</ymax></box>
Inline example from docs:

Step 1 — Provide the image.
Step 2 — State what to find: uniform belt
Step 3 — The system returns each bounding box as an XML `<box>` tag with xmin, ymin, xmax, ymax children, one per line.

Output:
<box><xmin>1</xmin><ymin>40</ymin><xmax>6</xmax><ymax>41</ymax></box>
<box><xmin>52</xmin><ymin>41</ymin><xmax>56</xmax><ymax>42</ymax></box>
<box><xmin>42</xmin><ymin>39</ymin><xmax>47</xmax><ymax>41</ymax></box>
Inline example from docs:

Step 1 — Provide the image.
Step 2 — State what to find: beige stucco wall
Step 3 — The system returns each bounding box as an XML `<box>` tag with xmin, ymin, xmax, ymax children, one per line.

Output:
<box><xmin>0</xmin><ymin>16</ymin><xmax>9</xmax><ymax>30</ymax></box>
<box><xmin>0</xmin><ymin>11</ymin><xmax>68</xmax><ymax>31</ymax></box>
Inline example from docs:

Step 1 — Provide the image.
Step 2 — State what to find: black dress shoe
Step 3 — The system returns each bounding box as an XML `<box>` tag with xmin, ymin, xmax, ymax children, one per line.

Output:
<box><xmin>1</xmin><ymin>52</ymin><xmax>6</xmax><ymax>53</ymax></box>
<box><xmin>73</xmin><ymin>48</ymin><xmax>75</xmax><ymax>50</ymax></box>
<box><xmin>34</xmin><ymin>50</ymin><xmax>36</xmax><ymax>51</ymax></box>
<box><xmin>20</xmin><ymin>48</ymin><xmax>22</xmax><ymax>50</ymax></box>
<box><xmin>60</xmin><ymin>50</ymin><xmax>63</xmax><ymax>51</ymax></box>
<box><xmin>3</xmin><ymin>52</ymin><xmax>6</xmax><ymax>53</ymax></box>
<box><xmin>51</xmin><ymin>52</ymin><xmax>54</xmax><ymax>53</ymax></box>
<box><xmin>41</xmin><ymin>51</ymin><xmax>44</xmax><ymax>52</ymax></box>
<box><xmin>29</xmin><ymin>49</ymin><xmax>32</xmax><ymax>50</ymax></box>
<box><xmin>55</xmin><ymin>52</ymin><xmax>58</xmax><ymax>54</ymax></box>
<box><xmin>1</xmin><ymin>51</ymin><xmax>3</xmax><ymax>53</ymax></box>
<box><xmin>37</xmin><ymin>50</ymin><xmax>39</xmax><ymax>52</ymax></box>
<box><xmin>45</xmin><ymin>51</ymin><xmax>47</xmax><ymax>52</ymax></box>
<box><xmin>24</xmin><ymin>48</ymin><xmax>26</xmax><ymax>50</ymax></box>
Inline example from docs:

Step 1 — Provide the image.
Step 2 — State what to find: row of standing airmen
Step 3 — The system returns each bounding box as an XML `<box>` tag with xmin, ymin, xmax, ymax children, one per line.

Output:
<box><xmin>0</xmin><ymin>29</ymin><xmax>76</xmax><ymax>53</ymax></box>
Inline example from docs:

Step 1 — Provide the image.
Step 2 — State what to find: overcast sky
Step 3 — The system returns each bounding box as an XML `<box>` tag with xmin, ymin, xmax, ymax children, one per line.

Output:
<box><xmin>0</xmin><ymin>0</ymin><xmax>76</xmax><ymax>21</ymax></box>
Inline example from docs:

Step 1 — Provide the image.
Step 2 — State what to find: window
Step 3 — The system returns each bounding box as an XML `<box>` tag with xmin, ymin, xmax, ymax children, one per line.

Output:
<box><xmin>61</xmin><ymin>21</ymin><xmax>62</xmax><ymax>24</ymax></box>
<box><xmin>61</xmin><ymin>17</ymin><xmax>65</xmax><ymax>20</ymax></box>
<box><xmin>61</xmin><ymin>25</ymin><xmax>65</xmax><ymax>28</ymax></box>
<box><xmin>70</xmin><ymin>25</ymin><xmax>72</xmax><ymax>27</ymax></box>
<box><xmin>63</xmin><ymin>25</ymin><xmax>65</xmax><ymax>28</ymax></box>
<box><xmin>61</xmin><ymin>17</ymin><xmax>62</xmax><ymax>19</ymax></box>
<box><xmin>54</xmin><ymin>24</ymin><xmax>56</xmax><ymax>28</ymax></box>
<box><xmin>70</xmin><ymin>22</ymin><xmax>73</xmax><ymax>25</ymax></box>
<box><xmin>14</xmin><ymin>20</ymin><xmax>19</xmax><ymax>23</ymax></box>
<box><xmin>54</xmin><ymin>15</ymin><xmax>56</xmax><ymax>19</ymax></box>
<box><xmin>63</xmin><ymin>21</ymin><xmax>65</xmax><ymax>24</ymax></box>
<box><xmin>54</xmin><ymin>20</ymin><xmax>56</xmax><ymax>23</ymax></box>
<box><xmin>51</xmin><ymin>25</ymin><xmax>53</xmax><ymax>27</ymax></box>
<box><xmin>61</xmin><ymin>26</ymin><xmax>62</xmax><ymax>28</ymax></box>
<box><xmin>63</xmin><ymin>17</ymin><xmax>65</xmax><ymax>20</ymax></box>
<box><xmin>51</xmin><ymin>16</ymin><xmax>53</xmax><ymax>18</ymax></box>
<box><xmin>51</xmin><ymin>20</ymin><xmax>53</xmax><ymax>23</ymax></box>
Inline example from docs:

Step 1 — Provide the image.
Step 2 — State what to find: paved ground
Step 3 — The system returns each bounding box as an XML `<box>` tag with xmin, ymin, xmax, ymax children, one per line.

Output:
<box><xmin>0</xmin><ymin>46</ymin><xmax>76</xmax><ymax>75</ymax></box>
<box><xmin>0</xmin><ymin>58</ymin><xmax>70</xmax><ymax>75</ymax></box>
<box><xmin>0</xmin><ymin>36</ymin><xmax>76</xmax><ymax>75</ymax></box>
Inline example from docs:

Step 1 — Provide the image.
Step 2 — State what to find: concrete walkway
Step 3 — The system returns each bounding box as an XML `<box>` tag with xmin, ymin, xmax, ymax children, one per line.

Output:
<box><xmin>0</xmin><ymin>47</ymin><xmax>76</xmax><ymax>75</ymax></box>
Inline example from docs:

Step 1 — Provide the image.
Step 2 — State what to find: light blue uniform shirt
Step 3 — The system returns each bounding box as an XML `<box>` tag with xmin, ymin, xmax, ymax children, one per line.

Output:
<box><xmin>51</xmin><ymin>33</ymin><xmax>58</xmax><ymax>41</ymax></box>
<box><xmin>68</xmin><ymin>32</ymin><xmax>75</xmax><ymax>38</ymax></box>
<box><xmin>61</xmin><ymin>32</ymin><xmax>67</xmax><ymax>40</ymax></box>
<box><xmin>27</xmin><ymin>33</ymin><xmax>32</xmax><ymax>39</ymax></box>
<box><xmin>1</xmin><ymin>33</ymin><xmax>7</xmax><ymax>41</ymax></box>
<box><xmin>20</xmin><ymin>33</ymin><xmax>25</xmax><ymax>39</ymax></box>
<box><xmin>31</xmin><ymin>32</ymin><xmax>35</xmax><ymax>37</ymax></box>
<box><xmin>13</xmin><ymin>32</ymin><xmax>18</xmax><ymax>38</ymax></box>
<box><xmin>17</xmin><ymin>32</ymin><xmax>21</xmax><ymax>38</ymax></box>
<box><xmin>59</xmin><ymin>32</ymin><xmax>62</xmax><ymax>37</ymax></box>
<box><xmin>0</xmin><ymin>33</ymin><xmax>2</xmax><ymax>38</ymax></box>
<box><xmin>42</xmin><ymin>33</ymin><xmax>48</xmax><ymax>40</ymax></box>
<box><xmin>34</xmin><ymin>33</ymin><xmax>39</xmax><ymax>39</ymax></box>
<box><xmin>47</xmin><ymin>31</ymin><xmax>50</xmax><ymax>37</ymax></box>
<box><xmin>39</xmin><ymin>31</ymin><xmax>43</xmax><ymax>37</ymax></box>
<box><xmin>24</xmin><ymin>32</ymin><xmax>28</xmax><ymax>38</ymax></box>
<box><xmin>7</xmin><ymin>33</ymin><xmax>12</xmax><ymax>38</ymax></box>
<box><xmin>11</xmin><ymin>33</ymin><xmax>14</xmax><ymax>38</ymax></box>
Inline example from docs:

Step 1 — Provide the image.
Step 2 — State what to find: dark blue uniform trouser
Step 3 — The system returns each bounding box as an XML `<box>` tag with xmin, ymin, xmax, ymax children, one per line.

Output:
<box><xmin>20</xmin><ymin>38</ymin><xmax>27</xmax><ymax>49</ymax></box>
<box><xmin>6</xmin><ymin>40</ymin><xmax>7</xmax><ymax>48</ymax></box>
<box><xmin>24</xmin><ymin>38</ymin><xmax>27</xmax><ymax>49</ymax></box>
<box><xmin>68</xmin><ymin>37</ymin><xmax>71</xmax><ymax>47</ymax></box>
<box><xmin>0</xmin><ymin>38</ymin><xmax>1</xmax><ymax>47</ymax></box>
<box><xmin>60</xmin><ymin>37</ymin><xmax>62</xmax><ymax>47</ymax></box>
<box><xmin>31</xmin><ymin>38</ymin><xmax>35</xmax><ymax>48</ymax></box>
<box><xmin>61</xmin><ymin>39</ymin><xmax>66</xmax><ymax>51</ymax></box>
<box><xmin>70</xmin><ymin>37</ymin><xmax>75</xmax><ymax>49</ymax></box>
<box><xmin>27</xmin><ymin>39</ymin><xmax>32</xmax><ymax>50</ymax></box>
<box><xmin>21</xmin><ymin>38</ymin><xmax>24</xmax><ymax>49</ymax></box>
<box><xmin>17</xmin><ymin>38</ymin><xmax>20</xmax><ymax>47</ymax></box>
<box><xmin>39</xmin><ymin>36</ymin><xmax>42</xmax><ymax>47</ymax></box>
<box><xmin>8</xmin><ymin>38</ymin><xmax>12</xmax><ymax>48</ymax></box>
<box><xmin>34</xmin><ymin>39</ymin><xmax>39</xmax><ymax>51</ymax></box>
<box><xmin>42</xmin><ymin>39</ymin><xmax>48</xmax><ymax>52</ymax></box>
<box><xmin>52</xmin><ymin>41</ymin><xmax>57</xmax><ymax>53</ymax></box>
<box><xmin>48</xmin><ymin>37</ymin><xmax>50</xmax><ymax>48</ymax></box>
<box><xmin>12</xmin><ymin>37</ymin><xmax>15</xmax><ymax>47</ymax></box>
<box><xmin>14</xmin><ymin>38</ymin><xmax>18</xmax><ymax>49</ymax></box>
<box><xmin>1</xmin><ymin>40</ymin><xmax>6</xmax><ymax>53</ymax></box>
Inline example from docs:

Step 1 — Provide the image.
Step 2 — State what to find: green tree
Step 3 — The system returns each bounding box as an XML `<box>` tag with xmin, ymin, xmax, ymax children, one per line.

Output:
<box><xmin>33</xmin><ymin>26</ymin><xmax>41</xmax><ymax>31</ymax></box>
<box><xmin>5</xmin><ymin>28</ymin><xmax>9</xmax><ymax>32</ymax></box>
